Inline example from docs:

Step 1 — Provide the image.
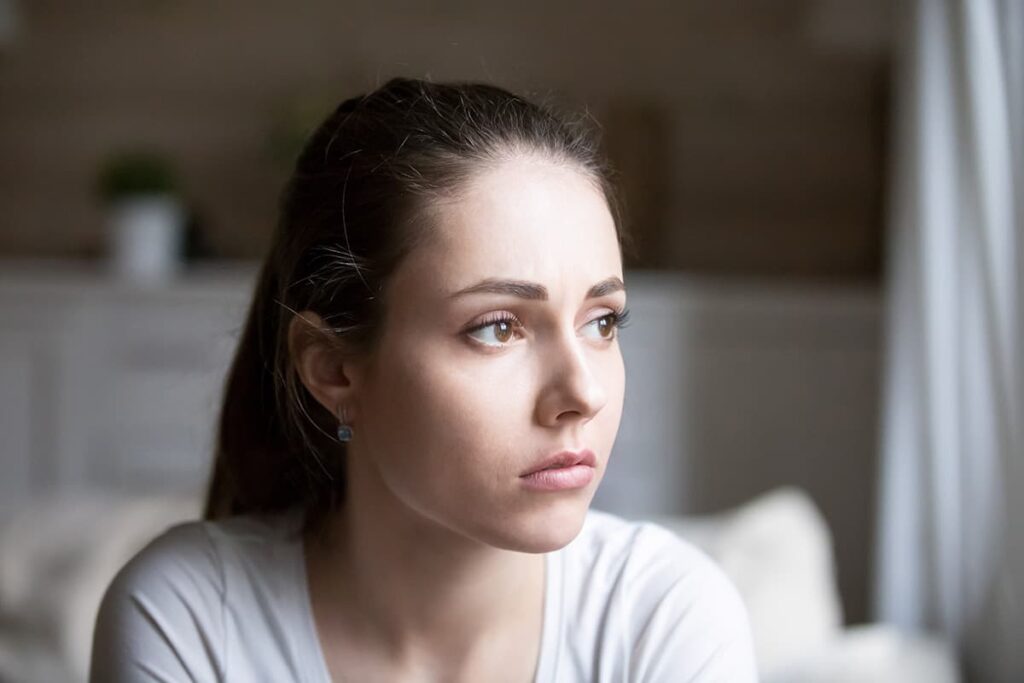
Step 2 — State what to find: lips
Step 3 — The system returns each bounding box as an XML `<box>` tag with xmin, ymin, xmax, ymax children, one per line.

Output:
<box><xmin>521</xmin><ymin>449</ymin><xmax>597</xmax><ymax>477</ymax></box>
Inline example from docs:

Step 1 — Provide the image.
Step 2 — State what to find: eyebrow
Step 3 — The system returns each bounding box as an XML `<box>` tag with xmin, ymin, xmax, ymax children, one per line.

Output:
<box><xmin>449</xmin><ymin>276</ymin><xmax>626</xmax><ymax>301</ymax></box>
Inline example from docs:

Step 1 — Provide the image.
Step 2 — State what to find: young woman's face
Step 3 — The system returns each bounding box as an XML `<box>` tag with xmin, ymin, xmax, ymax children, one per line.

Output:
<box><xmin>351</xmin><ymin>155</ymin><xmax>626</xmax><ymax>553</ymax></box>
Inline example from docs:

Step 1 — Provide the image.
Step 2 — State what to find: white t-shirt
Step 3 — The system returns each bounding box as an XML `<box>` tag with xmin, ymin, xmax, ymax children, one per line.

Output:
<box><xmin>90</xmin><ymin>508</ymin><xmax>758</xmax><ymax>682</ymax></box>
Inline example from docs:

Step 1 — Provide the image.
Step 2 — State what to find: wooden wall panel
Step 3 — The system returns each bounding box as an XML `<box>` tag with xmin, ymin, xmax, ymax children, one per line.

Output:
<box><xmin>0</xmin><ymin>1</ymin><xmax>889</xmax><ymax>278</ymax></box>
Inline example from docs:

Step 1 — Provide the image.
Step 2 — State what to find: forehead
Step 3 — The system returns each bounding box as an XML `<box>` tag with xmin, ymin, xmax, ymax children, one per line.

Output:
<box><xmin>396</xmin><ymin>157</ymin><xmax>622</xmax><ymax>300</ymax></box>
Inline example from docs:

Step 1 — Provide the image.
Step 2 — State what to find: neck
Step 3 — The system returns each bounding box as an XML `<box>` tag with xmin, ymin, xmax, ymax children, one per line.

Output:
<box><xmin>304</xmin><ymin>460</ymin><xmax>546</xmax><ymax>670</ymax></box>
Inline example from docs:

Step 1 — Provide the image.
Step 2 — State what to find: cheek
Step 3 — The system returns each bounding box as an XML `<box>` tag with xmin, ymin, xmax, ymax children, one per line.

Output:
<box><xmin>358</xmin><ymin>333</ymin><xmax>627</xmax><ymax>518</ymax></box>
<box><xmin>361</xmin><ymin>341</ymin><xmax>534</xmax><ymax>491</ymax></box>
<box><xmin>596</xmin><ymin>351</ymin><xmax>626</xmax><ymax>444</ymax></box>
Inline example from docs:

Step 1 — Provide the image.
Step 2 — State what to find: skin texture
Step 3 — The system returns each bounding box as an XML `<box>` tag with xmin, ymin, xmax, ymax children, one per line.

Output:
<box><xmin>292</xmin><ymin>154</ymin><xmax>627</xmax><ymax>682</ymax></box>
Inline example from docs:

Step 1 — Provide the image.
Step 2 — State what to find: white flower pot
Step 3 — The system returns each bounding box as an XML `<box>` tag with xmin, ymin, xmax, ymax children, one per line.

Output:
<box><xmin>107</xmin><ymin>195</ymin><xmax>186</xmax><ymax>282</ymax></box>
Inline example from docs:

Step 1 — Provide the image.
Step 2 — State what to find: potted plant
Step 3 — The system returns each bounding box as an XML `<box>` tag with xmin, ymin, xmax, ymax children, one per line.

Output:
<box><xmin>97</xmin><ymin>151</ymin><xmax>186</xmax><ymax>282</ymax></box>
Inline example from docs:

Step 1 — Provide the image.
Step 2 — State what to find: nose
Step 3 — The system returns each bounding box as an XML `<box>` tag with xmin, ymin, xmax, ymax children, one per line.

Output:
<box><xmin>535</xmin><ymin>333</ymin><xmax>608</xmax><ymax>428</ymax></box>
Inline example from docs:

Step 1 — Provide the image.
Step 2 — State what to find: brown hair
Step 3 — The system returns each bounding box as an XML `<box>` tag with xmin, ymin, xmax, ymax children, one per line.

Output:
<box><xmin>202</xmin><ymin>77</ymin><xmax>630</xmax><ymax>525</ymax></box>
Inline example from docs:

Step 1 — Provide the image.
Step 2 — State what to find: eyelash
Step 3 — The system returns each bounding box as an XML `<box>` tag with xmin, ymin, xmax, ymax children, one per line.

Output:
<box><xmin>465</xmin><ymin>307</ymin><xmax>632</xmax><ymax>343</ymax></box>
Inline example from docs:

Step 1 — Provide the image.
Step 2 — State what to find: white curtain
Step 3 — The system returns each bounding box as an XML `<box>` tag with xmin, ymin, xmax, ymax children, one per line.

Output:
<box><xmin>874</xmin><ymin>1</ymin><xmax>1024</xmax><ymax>681</ymax></box>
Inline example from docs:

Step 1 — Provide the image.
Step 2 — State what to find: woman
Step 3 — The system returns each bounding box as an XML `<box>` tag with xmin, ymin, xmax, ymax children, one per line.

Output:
<box><xmin>91</xmin><ymin>78</ymin><xmax>758</xmax><ymax>682</ymax></box>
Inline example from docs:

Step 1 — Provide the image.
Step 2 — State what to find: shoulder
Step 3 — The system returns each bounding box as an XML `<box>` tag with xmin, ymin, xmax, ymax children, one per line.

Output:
<box><xmin>104</xmin><ymin>507</ymin><xmax>302</xmax><ymax>593</ymax></box>
<box><xmin>561</xmin><ymin>509</ymin><xmax>758</xmax><ymax>682</ymax></box>
<box><xmin>99</xmin><ymin>518</ymin><xmax>231</xmax><ymax>612</ymax></box>
<box><xmin>571</xmin><ymin>508</ymin><xmax>747</xmax><ymax>612</ymax></box>
<box><xmin>90</xmin><ymin>520</ymin><xmax>226</xmax><ymax>681</ymax></box>
<box><xmin>97</xmin><ymin>509</ymin><xmax>303</xmax><ymax>619</ymax></box>
<box><xmin>571</xmin><ymin>508</ymin><xmax>733</xmax><ymax>588</ymax></box>
<box><xmin>94</xmin><ymin>520</ymin><xmax>224</xmax><ymax>637</ymax></box>
<box><xmin>91</xmin><ymin>510</ymin><xmax>303</xmax><ymax>682</ymax></box>
<box><xmin>112</xmin><ymin>518</ymin><xmax>224</xmax><ymax>589</ymax></box>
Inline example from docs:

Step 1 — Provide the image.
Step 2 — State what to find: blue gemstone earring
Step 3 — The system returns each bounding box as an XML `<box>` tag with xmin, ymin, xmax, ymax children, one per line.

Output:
<box><xmin>336</xmin><ymin>405</ymin><xmax>353</xmax><ymax>443</ymax></box>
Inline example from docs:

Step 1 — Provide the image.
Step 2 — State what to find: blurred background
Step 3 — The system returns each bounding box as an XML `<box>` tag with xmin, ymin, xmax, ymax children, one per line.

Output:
<box><xmin>0</xmin><ymin>1</ymin><xmax>1019</xmax><ymax>682</ymax></box>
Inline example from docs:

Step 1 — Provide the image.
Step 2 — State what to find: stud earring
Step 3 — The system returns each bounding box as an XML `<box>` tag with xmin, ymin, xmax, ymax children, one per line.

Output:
<box><xmin>336</xmin><ymin>405</ymin><xmax>353</xmax><ymax>443</ymax></box>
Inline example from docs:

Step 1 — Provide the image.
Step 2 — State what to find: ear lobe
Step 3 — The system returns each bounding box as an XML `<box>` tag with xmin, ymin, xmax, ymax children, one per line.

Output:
<box><xmin>288</xmin><ymin>310</ymin><xmax>358</xmax><ymax>418</ymax></box>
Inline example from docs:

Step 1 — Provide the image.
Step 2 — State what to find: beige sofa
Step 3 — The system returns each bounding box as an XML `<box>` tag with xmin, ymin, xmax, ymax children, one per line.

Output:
<box><xmin>650</xmin><ymin>487</ymin><xmax>960</xmax><ymax>682</ymax></box>
<box><xmin>0</xmin><ymin>487</ymin><xmax>959</xmax><ymax>682</ymax></box>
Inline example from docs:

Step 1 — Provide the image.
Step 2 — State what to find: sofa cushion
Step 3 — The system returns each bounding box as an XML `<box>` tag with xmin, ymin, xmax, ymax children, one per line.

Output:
<box><xmin>766</xmin><ymin>624</ymin><xmax>961</xmax><ymax>683</ymax></box>
<box><xmin>649</xmin><ymin>486</ymin><xmax>843</xmax><ymax>677</ymax></box>
<box><xmin>0</xmin><ymin>490</ymin><xmax>200</xmax><ymax>682</ymax></box>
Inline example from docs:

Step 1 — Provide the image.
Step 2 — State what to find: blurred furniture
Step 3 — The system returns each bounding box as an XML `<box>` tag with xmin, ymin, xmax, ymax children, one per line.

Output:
<box><xmin>652</xmin><ymin>487</ymin><xmax>960</xmax><ymax>683</ymax></box>
<box><xmin>0</xmin><ymin>259</ymin><xmax>255</xmax><ymax>518</ymax></box>
<box><xmin>0</xmin><ymin>492</ymin><xmax>200</xmax><ymax>683</ymax></box>
<box><xmin>0</xmin><ymin>487</ymin><xmax>959</xmax><ymax>683</ymax></box>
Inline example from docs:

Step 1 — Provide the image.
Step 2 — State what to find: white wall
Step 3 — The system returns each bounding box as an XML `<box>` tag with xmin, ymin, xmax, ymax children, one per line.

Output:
<box><xmin>597</xmin><ymin>271</ymin><xmax>881</xmax><ymax>622</ymax></box>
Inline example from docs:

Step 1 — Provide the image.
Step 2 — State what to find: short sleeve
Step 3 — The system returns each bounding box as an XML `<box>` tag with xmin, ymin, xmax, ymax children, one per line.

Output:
<box><xmin>89</xmin><ymin>522</ymin><xmax>226</xmax><ymax>683</ymax></box>
<box><xmin>628</xmin><ymin>525</ymin><xmax>759</xmax><ymax>683</ymax></box>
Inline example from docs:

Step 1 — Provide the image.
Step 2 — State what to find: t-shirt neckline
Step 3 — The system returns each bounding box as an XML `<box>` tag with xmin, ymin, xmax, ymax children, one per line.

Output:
<box><xmin>293</xmin><ymin>530</ymin><xmax>562</xmax><ymax>683</ymax></box>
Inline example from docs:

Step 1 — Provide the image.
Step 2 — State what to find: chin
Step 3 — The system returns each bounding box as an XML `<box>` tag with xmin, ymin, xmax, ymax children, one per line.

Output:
<box><xmin>500</xmin><ymin>494</ymin><xmax>593</xmax><ymax>554</ymax></box>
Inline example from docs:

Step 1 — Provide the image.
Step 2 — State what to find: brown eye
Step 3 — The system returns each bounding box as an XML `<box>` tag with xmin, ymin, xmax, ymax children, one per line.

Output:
<box><xmin>582</xmin><ymin>310</ymin><xmax>630</xmax><ymax>341</ymax></box>
<box><xmin>493</xmin><ymin>320</ymin><xmax>515</xmax><ymax>343</ymax></box>
<box><xmin>466</xmin><ymin>315</ymin><xmax>523</xmax><ymax>347</ymax></box>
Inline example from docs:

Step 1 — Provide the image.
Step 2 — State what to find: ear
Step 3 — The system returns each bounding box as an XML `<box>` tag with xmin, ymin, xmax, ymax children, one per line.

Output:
<box><xmin>288</xmin><ymin>310</ymin><xmax>363</xmax><ymax>424</ymax></box>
